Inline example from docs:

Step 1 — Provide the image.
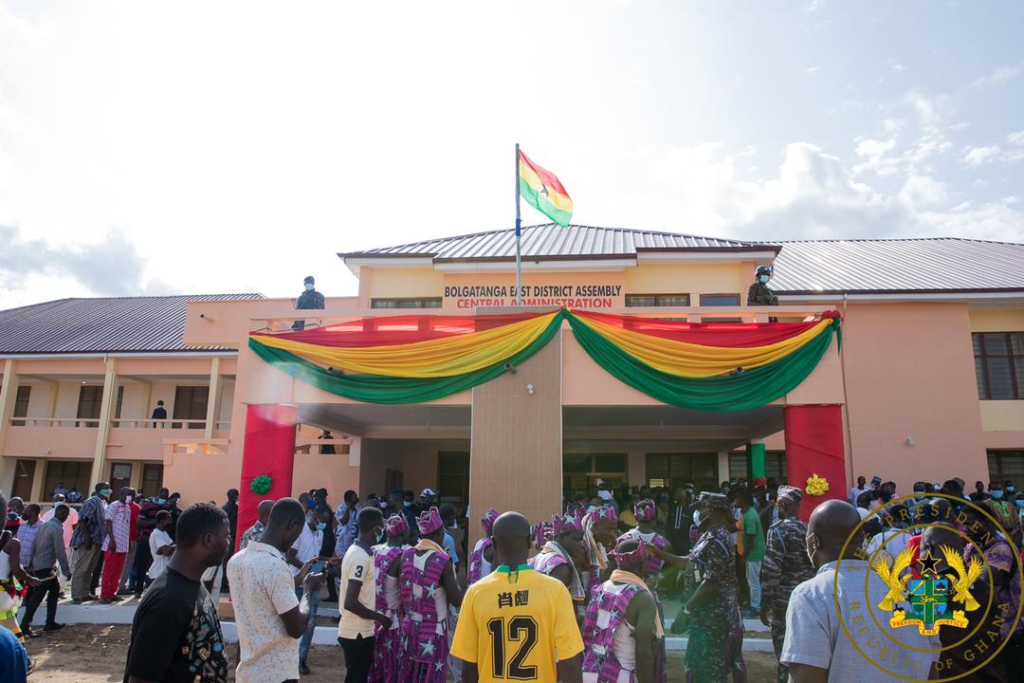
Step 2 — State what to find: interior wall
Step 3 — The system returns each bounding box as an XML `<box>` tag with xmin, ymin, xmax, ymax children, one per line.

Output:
<box><xmin>358</xmin><ymin>438</ymin><xmax>469</xmax><ymax>498</ymax></box>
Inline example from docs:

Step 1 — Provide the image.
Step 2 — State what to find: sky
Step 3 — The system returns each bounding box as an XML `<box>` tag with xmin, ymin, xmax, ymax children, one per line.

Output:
<box><xmin>1</xmin><ymin>0</ymin><xmax>1023</xmax><ymax>308</ymax></box>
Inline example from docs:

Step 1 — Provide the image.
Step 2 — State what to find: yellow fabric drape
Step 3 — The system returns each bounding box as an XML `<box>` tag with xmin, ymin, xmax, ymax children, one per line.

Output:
<box><xmin>250</xmin><ymin>311</ymin><xmax>560</xmax><ymax>378</ymax></box>
<box><xmin>577</xmin><ymin>316</ymin><xmax>832</xmax><ymax>378</ymax></box>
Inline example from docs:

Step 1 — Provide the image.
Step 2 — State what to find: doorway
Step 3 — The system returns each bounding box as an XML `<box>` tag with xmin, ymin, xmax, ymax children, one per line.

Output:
<box><xmin>109</xmin><ymin>462</ymin><xmax>132</xmax><ymax>493</ymax></box>
<box><xmin>563</xmin><ymin>453</ymin><xmax>628</xmax><ymax>495</ymax></box>
<box><xmin>11</xmin><ymin>460</ymin><xmax>35</xmax><ymax>500</ymax></box>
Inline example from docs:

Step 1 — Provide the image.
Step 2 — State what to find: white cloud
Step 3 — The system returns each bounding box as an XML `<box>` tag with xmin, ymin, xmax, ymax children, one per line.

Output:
<box><xmin>899</xmin><ymin>174</ymin><xmax>947</xmax><ymax>209</ymax></box>
<box><xmin>881</xmin><ymin>118</ymin><xmax>905</xmax><ymax>134</ymax></box>
<box><xmin>853</xmin><ymin>138</ymin><xmax>900</xmax><ymax>176</ymax></box>
<box><xmin>948</xmin><ymin>121</ymin><xmax>970</xmax><ymax>131</ymax></box>
<box><xmin>805</xmin><ymin>0</ymin><xmax>825</xmax><ymax>11</ymax></box>
<box><xmin>962</xmin><ymin>145</ymin><xmax>1001</xmax><ymax>166</ymax></box>
<box><xmin>891</xmin><ymin>62</ymin><xmax>906</xmax><ymax>75</ymax></box>
<box><xmin>971</xmin><ymin>63</ymin><xmax>1022</xmax><ymax>88</ymax></box>
<box><xmin>1007</xmin><ymin>130</ymin><xmax>1024</xmax><ymax>146</ymax></box>
<box><xmin>805</xmin><ymin>66</ymin><xmax>821</xmax><ymax>75</ymax></box>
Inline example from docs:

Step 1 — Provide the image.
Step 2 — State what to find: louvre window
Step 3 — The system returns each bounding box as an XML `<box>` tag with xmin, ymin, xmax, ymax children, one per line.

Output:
<box><xmin>625</xmin><ymin>294</ymin><xmax>691</xmax><ymax>307</ymax></box>
<box><xmin>973</xmin><ymin>332</ymin><xmax>1024</xmax><ymax>400</ymax></box>
<box><xmin>370</xmin><ymin>298</ymin><xmax>442</xmax><ymax>309</ymax></box>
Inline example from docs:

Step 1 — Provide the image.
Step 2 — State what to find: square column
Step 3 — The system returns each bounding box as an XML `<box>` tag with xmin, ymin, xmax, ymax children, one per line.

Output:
<box><xmin>468</xmin><ymin>328</ymin><xmax>562</xmax><ymax>549</ymax></box>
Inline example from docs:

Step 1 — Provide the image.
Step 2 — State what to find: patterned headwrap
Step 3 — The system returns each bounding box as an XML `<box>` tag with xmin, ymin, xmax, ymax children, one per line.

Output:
<box><xmin>533</xmin><ymin>521</ymin><xmax>553</xmax><ymax>548</ymax></box>
<box><xmin>608</xmin><ymin>539</ymin><xmax>650</xmax><ymax>567</ymax></box>
<box><xmin>587</xmin><ymin>505</ymin><xmax>617</xmax><ymax>524</ymax></box>
<box><xmin>480</xmin><ymin>508</ymin><xmax>500</xmax><ymax>535</ymax></box>
<box><xmin>384</xmin><ymin>514</ymin><xmax>408</xmax><ymax>537</ymax></box>
<box><xmin>552</xmin><ymin>511</ymin><xmax>584</xmax><ymax>537</ymax></box>
<box><xmin>634</xmin><ymin>498</ymin><xmax>657</xmax><ymax>523</ymax></box>
<box><xmin>416</xmin><ymin>507</ymin><xmax>444</xmax><ymax>536</ymax></box>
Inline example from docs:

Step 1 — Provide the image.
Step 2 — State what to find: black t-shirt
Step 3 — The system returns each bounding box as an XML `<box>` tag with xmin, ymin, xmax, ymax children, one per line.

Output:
<box><xmin>123</xmin><ymin>568</ymin><xmax>228</xmax><ymax>683</ymax></box>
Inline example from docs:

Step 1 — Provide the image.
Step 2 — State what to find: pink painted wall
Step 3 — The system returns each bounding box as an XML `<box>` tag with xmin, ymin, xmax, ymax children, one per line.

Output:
<box><xmin>841</xmin><ymin>302</ymin><xmax>988</xmax><ymax>492</ymax></box>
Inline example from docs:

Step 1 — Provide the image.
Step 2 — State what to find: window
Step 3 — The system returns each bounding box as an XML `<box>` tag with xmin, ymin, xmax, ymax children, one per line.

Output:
<box><xmin>438</xmin><ymin>452</ymin><xmax>470</xmax><ymax>507</ymax></box>
<box><xmin>728</xmin><ymin>452</ymin><xmax>787</xmax><ymax>483</ymax></box>
<box><xmin>645</xmin><ymin>453</ymin><xmax>717</xmax><ymax>490</ymax></box>
<box><xmin>973</xmin><ymin>332</ymin><xmax>1024</xmax><ymax>400</ymax></box>
<box><xmin>11</xmin><ymin>460</ymin><xmax>35</xmax><ymax>500</ymax></box>
<box><xmin>77</xmin><ymin>386</ymin><xmax>104</xmax><ymax>427</ymax></box>
<box><xmin>988</xmin><ymin>451</ymin><xmax>1024</xmax><ymax>492</ymax></box>
<box><xmin>12</xmin><ymin>386</ymin><xmax>30</xmax><ymax>427</ymax></box>
<box><xmin>142</xmin><ymin>464</ymin><xmax>164</xmax><ymax>497</ymax></box>
<box><xmin>625</xmin><ymin>294</ymin><xmax>691</xmax><ymax>307</ymax></box>
<box><xmin>371</xmin><ymin>297</ymin><xmax>442</xmax><ymax>309</ymax></box>
<box><xmin>563</xmin><ymin>454</ymin><xmax>627</xmax><ymax>492</ymax></box>
<box><xmin>44</xmin><ymin>461</ymin><xmax>92</xmax><ymax>498</ymax></box>
<box><xmin>113</xmin><ymin>386</ymin><xmax>125</xmax><ymax>426</ymax></box>
<box><xmin>110</xmin><ymin>463</ymin><xmax>132</xmax><ymax>493</ymax></box>
<box><xmin>699</xmin><ymin>293</ymin><xmax>741</xmax><ymax>306</ymax></box>
<box><xmin>173</xmin><ymin>386</ymin><xmax>209</xmax><ymax>429</ymax></box>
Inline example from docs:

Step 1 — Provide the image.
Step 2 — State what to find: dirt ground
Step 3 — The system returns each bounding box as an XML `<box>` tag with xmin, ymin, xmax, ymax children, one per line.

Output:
<box><xmin>25</xmin><ymin>623</ymin><xmax>781</xmax><ymax>682</ymax></box>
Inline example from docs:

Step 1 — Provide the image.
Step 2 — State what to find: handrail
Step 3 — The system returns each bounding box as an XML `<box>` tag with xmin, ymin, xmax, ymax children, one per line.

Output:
<box><xmin>9</xmin><ymin>417</ymin><xmax>209</xmax><ymax>429</ymax></box>
<box><xmin>111</xmin><ymin>418</ymin><xmax>207</xmax><ymax>429</ymax></box>
<box><xmin>252</xmin><ymin>305</ymin><xmax>831</xmax><ymax>331</ymax></box>
<box><xmin>8</xmin><ymin>417</ymin><xmax>101</xmax><ymax>428</ymax></box>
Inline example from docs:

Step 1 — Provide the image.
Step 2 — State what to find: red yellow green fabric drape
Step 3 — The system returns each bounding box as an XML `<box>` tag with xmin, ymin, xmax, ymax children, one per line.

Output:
<box><xmin>248</xmin><ymin>308</ymin><xmax>841</xmax><ymax>410</ymax></box>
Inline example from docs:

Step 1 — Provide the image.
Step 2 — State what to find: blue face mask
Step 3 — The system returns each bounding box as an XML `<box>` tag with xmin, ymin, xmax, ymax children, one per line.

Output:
<box><xmin>403</xmin><ymin>501</ymin><xmax>412</xmax><ymax>508</ymax></box>
<box><xmin>1016</xmin><ymin>500</ymin><xmax>1024</xmax><ymax>509</ymax></box>
<box><xmin>155</xmin><ymin>498</ymin><xmax>166</xmax><ymax>504</ymax></box>
<box><xmin>759</xmin><ymin>275</ymin><xmax>770</xmax><ymax>284</ymax></box>
<box><xmin>316</xmin><ymin>522</ymin><xmax>327</xmax><ymax>532</ymax></box>
<box><xmin>991</xmin><ymin>490</ymin><xmax>1004</xmax><ymax>500</ymax></box>
<box><xmin>1007</xmin><ymin>487</ymin><xmax>1016</xmax><ymax>494</ymax></box>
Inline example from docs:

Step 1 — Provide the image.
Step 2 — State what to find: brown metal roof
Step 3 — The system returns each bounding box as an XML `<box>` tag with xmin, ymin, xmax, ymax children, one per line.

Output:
<box><xmin>339</xmin><ymin>223</ymin><xmax>780</xmax><ymax>262</ymax></box>
<box><xmin>769</xmin><ymin>238</ymin><xmax>1024</xmax><ymax>294</ymax></box>
<box><xmin>0</xmin><ymin>294</ymin><xmax>264</xmax><ymax>355</ymax></box>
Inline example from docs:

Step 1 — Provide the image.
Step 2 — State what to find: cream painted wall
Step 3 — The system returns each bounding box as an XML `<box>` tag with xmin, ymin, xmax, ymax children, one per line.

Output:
<box><xmin>969</xmin><ymin>307</ymin><xmax>1024</xmax><ymax>332</ymax></box>
<box><xmin>980</xmin><ymin>402</ymin><xmax>1024</xmax><ymax>434</ymax></box>
<box><xmin>363</xmin><ymin>267</ymin><xmax>446</xmax><ymax>301</ymax></box>
<box><xmin>358</xmin><ymin>438</ymin><xmax>467</xmax><ymax>497</ymax></box>
<box><xmin>624</xmin><ymin>261</ymin><xmax>753</xmax><ymax>301</ymax></box>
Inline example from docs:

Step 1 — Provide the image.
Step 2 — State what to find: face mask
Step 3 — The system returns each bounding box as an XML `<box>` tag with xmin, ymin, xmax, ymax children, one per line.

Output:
<box><xmin>991</xmin><ymin>490</ymin><xmax>1004</xmax><ymax>500</ymax></box>
<box><xmin>316</xmin><ymin>522</ymin><xmax>327</xmax><ymax>532</ymax></box>
<box><xmin>759</xmin><ymin>275</ymin><xmax>770</xmax><ymax>284</ymax></box>
<box><xmin>913</xmin><ymin>490</ymin><xmax>924</xmax><ymax>498</ymax></box>
<box><xmin>1016</xmin><ymin>500</ymin><xmax>1024</xmax><ymax>509</ymax></box>
<box><xmin>125</xmin><ymin>495</ymin><xmax>133</xmax><ymax>503</ymax></box>
<box><xmin>403</xmin><ymin>501</ymin><xmax>412</xmax><ymax>508</ymax></box>
<box><xmin>155</xmin><ymin>498</ymin><xmax>166</xmax><ymax>504</ymax></box>
<box><xmin>692</xmin><ymin>510</ymin><xmax>702</xmax><ymax>528</ymax></box>
<box><xmin>305</xmin><ymin>283</ymin><xmax>314</xmax><ymax>291</ymax></box>
<box><xmin>100</xmin><ymin>489</ymin><xmax>112</xmax><ymax>497</ymax></box>
<box><xmin>1007</xmin><ymin>487</ymin><xmax>1015</xmax><ymax>494</ymax></box>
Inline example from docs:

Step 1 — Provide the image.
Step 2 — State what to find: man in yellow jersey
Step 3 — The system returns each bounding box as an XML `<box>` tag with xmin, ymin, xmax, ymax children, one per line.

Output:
<box><xmin>452</xmin><ymin>512</ymin><xmax>584</xmax><ymax>683</ymax></box>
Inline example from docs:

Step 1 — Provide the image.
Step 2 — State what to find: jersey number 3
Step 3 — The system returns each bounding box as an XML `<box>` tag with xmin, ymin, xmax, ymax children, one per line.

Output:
<box><xmin>487</xmin><ymin>616</ymin><xmax>538</xmax><ymax>679</ymax></box>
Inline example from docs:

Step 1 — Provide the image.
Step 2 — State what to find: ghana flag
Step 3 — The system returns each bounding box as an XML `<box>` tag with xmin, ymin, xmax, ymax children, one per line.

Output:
<box><xmin>518</xmin><ymin>149</ymin><xmax>573</xmax><ymax>227</ymax></box>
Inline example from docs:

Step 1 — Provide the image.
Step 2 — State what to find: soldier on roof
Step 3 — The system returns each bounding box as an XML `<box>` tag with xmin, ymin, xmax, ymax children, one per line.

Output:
<box><xmin>747</xmin><ymin>265</ymin><xmax>778</xmax><ymax>306</ymax></box>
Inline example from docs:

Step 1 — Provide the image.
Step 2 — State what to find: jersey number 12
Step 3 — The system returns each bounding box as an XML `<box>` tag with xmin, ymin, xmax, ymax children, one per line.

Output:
<box><xmin>487</xmin><ymin>616</ymin><xmax>538</xmax><ymax>679</ymax></box>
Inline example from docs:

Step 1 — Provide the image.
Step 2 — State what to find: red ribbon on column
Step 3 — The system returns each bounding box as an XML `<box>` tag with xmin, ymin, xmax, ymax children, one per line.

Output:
<box><xmin>784</xmin><ymin>405</ymin><xmax>847</xmax><ymax>521</ymax></box>
<box><xmin>237</xmin><ymin>404</ymin><xmax>297</xmax><ymax>550</ymax></box>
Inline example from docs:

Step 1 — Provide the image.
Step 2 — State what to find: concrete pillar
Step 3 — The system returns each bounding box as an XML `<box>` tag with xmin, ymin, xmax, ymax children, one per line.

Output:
<box><xmin>89</xmin><ymin>358</ymin><xmax>118</xmax><ymax>487</ymax></box>
<box><xmin>0</xmin><ymin>359</ymin><xmax>20</xmax><ymax>492</ymax></box>
<box><xmin>468</xmin><ymin>329</ymin><xmax>562</xmax><ymax>551</ymax></box>
<box><xmin>717</xmin><ymin>451</ymin><xmax>730</xmax><ymax>483</ymax></box>
<box><xmin>204</xmin><ymin>357</ymin><xmax>222</xmax><ymax>439</ymax></box>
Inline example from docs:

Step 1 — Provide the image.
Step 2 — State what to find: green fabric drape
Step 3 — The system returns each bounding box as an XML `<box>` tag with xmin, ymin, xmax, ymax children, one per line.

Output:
<box><xmin>248</xmin><ymin>310</ymin><xmax>840</xmax><ymax>411</ymax></box>
<box><xmin>565</xmin><ymin>313</ymin><xmax>839</xmax><ymax>412</ymax></box>
<box><xmin>247</xmin><ymin>310</ymin><xmax>567</xmax><ymax>404</ymax></box>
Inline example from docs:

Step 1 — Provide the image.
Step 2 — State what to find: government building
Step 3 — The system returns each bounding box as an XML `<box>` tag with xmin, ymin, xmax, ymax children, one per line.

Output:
<box><xmin>1</xmin><ymin>224</ymin><xmax>1022</xmax><ymax>533</ymax></box>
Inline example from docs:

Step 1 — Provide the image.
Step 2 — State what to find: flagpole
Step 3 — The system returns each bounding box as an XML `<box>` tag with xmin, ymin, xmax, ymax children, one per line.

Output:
<box><xmin>515</xmin><ymin>143</ymin><xmax>523</xmax><ymax>306</ymax></box>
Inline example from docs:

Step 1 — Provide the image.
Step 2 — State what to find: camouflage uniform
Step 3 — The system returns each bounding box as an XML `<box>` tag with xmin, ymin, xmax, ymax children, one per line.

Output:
<box><xmin>685</xmin><ymin>523</ymin><xmax>737</xmax><ymax>683</ymax></box>
<box><xmin>746</xmin><ymin>281</ymin><xmax>778</xmax><ymax>306</ymax></box>
<box><xmin>760</xmin><ymin>516</ymin><xmax>815</xmax><ymax>683</ymax></box>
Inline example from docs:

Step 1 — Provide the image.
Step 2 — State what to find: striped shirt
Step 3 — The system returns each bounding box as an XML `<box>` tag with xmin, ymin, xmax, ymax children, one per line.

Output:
<box><xmin>102</xmin><ymin>501</ymin><xmax>131</xmax><ymax>553</ymax></box>
<box><xmin>70</xmin><ymin>495</ymin><xmax>107</xmax><ymax>548</ymax></box>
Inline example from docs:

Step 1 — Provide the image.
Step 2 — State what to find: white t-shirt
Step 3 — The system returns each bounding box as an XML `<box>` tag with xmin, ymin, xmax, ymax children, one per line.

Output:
<box><xmin>227</xmin><ymin>542</ymin><xmax>302</xmax><ymax>683</ymax></box>
<box><xmin>147</xmin><ymin>529</ymin><xmax>173</xmax><ymax>580</ymax></box>
<box><xmin>337</xmin><ymin>541</ymin><xmax>376</xmax><ymax>640</ymax></box>
<box><xmin>290</xmin><ymin>524</ymin><xmax>323</xmax><ymax>577</ymax></box>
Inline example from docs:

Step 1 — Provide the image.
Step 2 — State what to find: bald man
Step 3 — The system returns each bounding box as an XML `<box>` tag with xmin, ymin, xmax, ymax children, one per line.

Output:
<box><xmin>781</xmin><ymin>500</ymin><xmax>938</xmax><ymax>682</ymax></box>
<box><xmin>452</xmin><ymin>512</ymin><xmax>583</xmax><ymax>683</ymax></box>
<box><xmin>238</xmin><ymin>500</ymin><xmax>274</xmax><ymax>551</ymax></box>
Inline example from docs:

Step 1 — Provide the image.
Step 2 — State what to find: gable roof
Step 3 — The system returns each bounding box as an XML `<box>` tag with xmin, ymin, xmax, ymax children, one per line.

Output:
<box><xmin>0</xmin><ymin>294</ymin><xmax>264</xmax><ymax>355</ymax></box>
<box><xmin>339</xmin><ymin>223</ymin><xmax>781</xmax><ymax>262</ymax></box>
<box><xmin>770</xmin><ymin>238</ymin><xmax>1024</xmax><ymax>295</ymax></box>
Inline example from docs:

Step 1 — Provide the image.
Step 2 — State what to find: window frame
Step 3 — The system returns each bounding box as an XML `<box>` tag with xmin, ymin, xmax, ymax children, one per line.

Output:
<box><xmin>624</xmin><ymin>293</ymin><xmax>692</xmax><ymax>307</ymax></box>
<box><xmin>973</xmin><ymin>332</ymin><xmax>1024</xmax><ymax>400</ymax></box>
<box><xmin>988</xmin><ymin>450</ymin><xmax>1024</xmax><ymax>492</ymax></box>
<box><xmin>370</xmin><ymin>297</ymin><xmax>443</xmax><ymax>309</ymax></box>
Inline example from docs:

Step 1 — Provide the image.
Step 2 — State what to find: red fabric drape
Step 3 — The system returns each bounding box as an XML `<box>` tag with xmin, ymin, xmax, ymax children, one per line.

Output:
<box><xmin>574</xmin><ymin>311</ymin><xmax>834</xmax><ymax>348</ymax></box>
<box><xmin>255</xmin><ymin>311</ymin><xmax>555</xmax><ymax>347</ymax></box>
<box><xmin>783</xmin><ymin>405</ymin><xmax>847</xmax><ymax>521</ymax></box>
<box><xmin>237</xmin><ymin>404</ymin><xmax>297</xmax><ymax>550</ymax></box>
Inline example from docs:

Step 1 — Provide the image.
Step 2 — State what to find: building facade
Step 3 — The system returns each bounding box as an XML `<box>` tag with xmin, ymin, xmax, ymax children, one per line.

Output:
<box><xmin>1</xmin><ymin>226</ymin><xmax>1022</xmax><ymax>530</ymax></box>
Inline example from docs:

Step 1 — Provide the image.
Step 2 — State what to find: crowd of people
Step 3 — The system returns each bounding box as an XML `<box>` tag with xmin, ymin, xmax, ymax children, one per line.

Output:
<box><xmin>0</xmin><ymin>474</ymin><xmax>1022</xmax><ymax>682</ymax></box>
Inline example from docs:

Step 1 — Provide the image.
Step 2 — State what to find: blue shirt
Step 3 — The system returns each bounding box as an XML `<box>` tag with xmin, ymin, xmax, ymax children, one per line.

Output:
<box><xmin>0</xmin><ymin>626</ymin><xmax>28</xmax><ymax>683</ymax></box>
<box><xmin>443</xmin><ymin>531</ymin><xmax>459</xmax><ymax>565</ymax></box>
